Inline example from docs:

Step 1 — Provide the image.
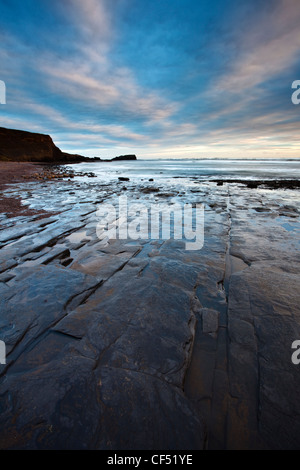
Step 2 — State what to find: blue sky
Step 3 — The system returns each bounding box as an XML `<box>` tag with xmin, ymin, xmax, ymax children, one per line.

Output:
<box><xmin>0</xmin><ymin>0</ymin><xmax>300</xmax><ymax>159</ymax></box>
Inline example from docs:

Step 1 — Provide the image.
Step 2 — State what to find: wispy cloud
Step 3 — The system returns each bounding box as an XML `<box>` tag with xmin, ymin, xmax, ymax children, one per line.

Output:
<box><xmin>216</xmin><ymin>0</ymin><xmax>300</xmax><ymax>92</ymax></box>
<box><xmin>0</xmin><ymin>0</ymin><xmax>299</xmax><ymax>158</ymax></box>
<box><xmin>41</xmin><ymin>61</ymin><xmax>177</xmax><ymax>122</ymax></box>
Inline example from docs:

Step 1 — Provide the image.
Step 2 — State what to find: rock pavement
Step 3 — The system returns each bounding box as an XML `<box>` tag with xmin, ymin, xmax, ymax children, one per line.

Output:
<box><xmin>0</xmin><ymin>178</ymin><xmax>299</xmax><ymax>449</ymax></box>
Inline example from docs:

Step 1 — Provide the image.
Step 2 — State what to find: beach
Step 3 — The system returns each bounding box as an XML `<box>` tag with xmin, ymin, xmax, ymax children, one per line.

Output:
<box><xmin>0</xmin><ymin>159</ymin><xmax>299</xmax><ymax>449</ymax></box>
<box><xmin>0</xmin><ymin>162</ymin><xmax>56</xmax><ymax>219</ymax></box>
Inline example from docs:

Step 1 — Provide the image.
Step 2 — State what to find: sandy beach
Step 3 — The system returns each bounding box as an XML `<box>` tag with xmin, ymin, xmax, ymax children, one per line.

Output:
<box><xmin>0</xmin><ymin>162</ymin><xmax>47</xmax><ymax>218</ymax></box>
<box><xmin>0</xmin><ymin>162</ymin><xmax>87</xmax><ymax>219</ymax></box>
<box><xmin>0</xmin><ymin>161</ymin><xmax>45</xmax><ymax>187</ymax></box>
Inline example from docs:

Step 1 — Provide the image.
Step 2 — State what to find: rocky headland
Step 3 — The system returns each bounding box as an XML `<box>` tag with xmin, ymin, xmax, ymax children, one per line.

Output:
<box><xmin>0</xmin><ymin>127</ymin><xmax>137</xmax><ymax>163</ymax></box>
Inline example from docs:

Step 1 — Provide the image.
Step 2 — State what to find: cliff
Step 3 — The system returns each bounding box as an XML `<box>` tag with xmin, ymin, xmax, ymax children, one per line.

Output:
<box><xmin>0</xmin><ymin>127</ymin><xmax>137</xmax><ymax>163</ymax></box>
<box><xmin>0</xmin><ymin>127</ymin><xmax>69</xmax><ymax>162</ymax></box>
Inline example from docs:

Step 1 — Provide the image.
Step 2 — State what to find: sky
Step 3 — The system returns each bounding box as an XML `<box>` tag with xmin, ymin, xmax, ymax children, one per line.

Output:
<box><xmin>0</xmin><ymin>0</ymin><xmax>300</xmax><ymax>159</ymax></box>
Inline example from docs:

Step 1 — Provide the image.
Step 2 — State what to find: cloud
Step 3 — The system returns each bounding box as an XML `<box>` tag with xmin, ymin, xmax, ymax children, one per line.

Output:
<box><xmin>41</xmin><ymin>61</ymin><xmax>177</xmax><ymax>122</ymax></box>
<box><xmin>55</xmin><ymin>0</ymin><xmax>113</xmax><ymax>45</ymax></box>
<box><xmin>216</xmin><ymin>0</ymin><xmax>300</xmax><ymax>93</ymax></box>
<box><xmin>0</xmin><ymin>0</ymin><xmax>300</xmax><ymax>158</ymax></box>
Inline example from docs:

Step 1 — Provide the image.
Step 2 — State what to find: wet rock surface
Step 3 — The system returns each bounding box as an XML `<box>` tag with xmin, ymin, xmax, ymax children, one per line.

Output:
<box><xmin>0</xmin><ymin>176</ymin><xmax>299</xmax><ymax>449</ymax></box>
<box><xmin>211</xmin><ymin>178</ymin><xmax>300</xmax><ymax>190</ymax></box>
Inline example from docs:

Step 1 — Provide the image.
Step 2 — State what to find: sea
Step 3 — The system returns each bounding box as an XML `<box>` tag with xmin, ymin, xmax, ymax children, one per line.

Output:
<box><xmin>68</xmin><ymin>159</ymin><xmax>300</xmax><ymax>183</ymax></box>
<box><xmin>3</xmin><ymin>159</ymin><xmax>299</xmax><ymax>218</ymax></box>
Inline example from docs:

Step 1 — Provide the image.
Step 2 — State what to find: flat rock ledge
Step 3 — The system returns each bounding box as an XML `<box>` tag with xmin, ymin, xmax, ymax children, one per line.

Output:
<box><xmin>0</xmin><ymin>181</ymin><xmax>299</xmax><ymax>449</ymax></box>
